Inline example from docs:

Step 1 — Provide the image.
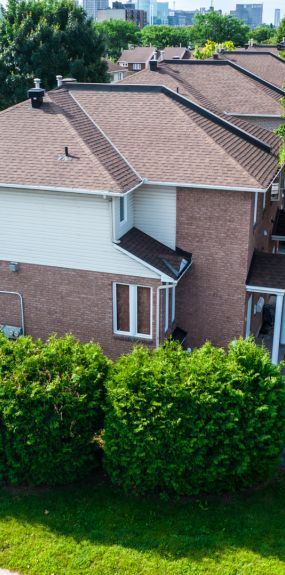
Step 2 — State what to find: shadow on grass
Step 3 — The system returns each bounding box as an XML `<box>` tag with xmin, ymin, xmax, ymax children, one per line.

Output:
<box><xmin>1</xmin><ymin>472</ymin><xmax>285</xmax><ymax>565</ymax></box>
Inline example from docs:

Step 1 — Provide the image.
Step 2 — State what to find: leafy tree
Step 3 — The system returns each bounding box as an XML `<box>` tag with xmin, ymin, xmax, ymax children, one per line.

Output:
<box><xmin>190</xmin><ymin>11</ymin><xmax>249</xmax><ymax>46</ymax></box>
<box><xmin>141</xmin><ymin>25</ymin><xmax>189</xmax><ymax>49</ymax></box>
<box><xmin>249</xmin><ymin>24</ymin><xmax>275</xmax><ymax>44</ymax></box>
<box><xmin>95</xmin><ymin>19</ymin><xmax>141</xmax><ymax>61</ymax></box>
<box><xmin>193</xmin><ymin>39</ymin><xmax>235</xmax><ymax>60</ymax></box>
<box><xmin>276</xmin><ymin>17</ymin><xmax>285</xmax><ymax>42</ymax></box>
<box><xmin>0</xmin><ymin>0</ymin><xmax>108</xmax><ymax>110</ymax></box>
<box><xmin>275</xmin><ymin>96</ymin><xmax>285</xmax><ymax>164</ymax></box>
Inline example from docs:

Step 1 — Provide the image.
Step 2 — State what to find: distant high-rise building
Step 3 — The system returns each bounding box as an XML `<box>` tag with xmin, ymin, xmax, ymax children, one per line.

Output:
<box><xmin>274</xmin><ymin>8</ymin><xmax>281</xmax><ymax>28</ymax></box>
<box><xmin>97</xmin><ymin>6</ymin><xmax>147</xmax><ymax>27</ymax></box>
<box><xmin>83</xmin><ymin>0</ymin><xmax>108</xmax><ymax>20</ymax></box>
<box><xmin>230</xmin><ymin>4</ymin><xmax>263</xmax><ymax>28</ymax></box>
<box><xmin>135</xmin><ymin>0</ymin><xmax>157</xmax><ymax>24</ymax></box>
<box><xmin>155</xmin><ymin>1</ymin><xmax>169</xmax><ymax>24</ymax></box>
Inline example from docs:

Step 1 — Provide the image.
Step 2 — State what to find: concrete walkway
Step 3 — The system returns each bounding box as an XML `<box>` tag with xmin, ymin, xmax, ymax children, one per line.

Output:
<box><xmin>0</xmin><ymin>569</ymin><xmax>23</xmax><ymax>575</ymax></box>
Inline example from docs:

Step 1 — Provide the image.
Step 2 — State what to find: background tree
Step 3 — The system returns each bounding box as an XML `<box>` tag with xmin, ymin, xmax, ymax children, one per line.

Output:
<box><xmin>189</xmin><ymin>11</ymin><xmax>249</xmax><ymax>46</ymax></box>
<box><xmin>95</xmin><ymin>19</ymin><xmax>141</xmax><ymax>61</ymax></box>
<box><xmin>0</xmin><ymin>0</ymin><xmax>108</xmax><ymax>110</ymax></box>
<box><xmin>140</xmin><ymin>25</ymin><xmax>189</xmax><ymax>48</ymax></box>
<box><xmin>276</xmin><ymin>17</ymin><xmax>285</xmax><ymax>42</ymax></box>
<box><xmin>249</xmin><ymin>24</ymin><xmax>276</xmax><ymax>44</ymax></box>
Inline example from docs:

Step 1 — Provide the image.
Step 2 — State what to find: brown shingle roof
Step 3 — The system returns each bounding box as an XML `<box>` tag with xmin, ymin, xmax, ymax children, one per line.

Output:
<box><xmin>159</xmin><ymin>47</ymin><xmax>188</xmax><ymax>61</ymax></box>
<box><xmin>223</xmin><ymin>52</ymin><xmax>285</xmax><ymax>90</ymax></box>
<box><xmin>120</xmin><ymin>61</ymin><xmax>283</xmax><ymax>116</ymax></box>
<box><xmin>0</xmin><ymin>89</ymin><xmax>140</xmax><ymax>193</ymax></box>
<box><xmin>70</xmin><ymin>83</ymin><xmax>280</xmax><ymax>189</ymax></box>
<box><xmin>119</xmin><ymin>47</ymin><xmax>155</xmax><ymax>64</ymax></box>
<box><xmin>118</xmin><ymin>227</ymin><xmax>192</xmax><ymax>279</ymax></box>
<box><xmin>247</xmin><ymin>251</ymin><xmax>285</xmax><ymax>290</ymax></box>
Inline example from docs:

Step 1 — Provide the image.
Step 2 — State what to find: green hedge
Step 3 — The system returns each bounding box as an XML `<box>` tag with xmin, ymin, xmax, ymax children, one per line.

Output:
<box><xmin>0</xmin><ymin>334</ymin><xmax>109</xmax><ymax>485</ymax></box>
<box><xmin>104</xmin><ymin>339</ymin><xmax>285</xmax><ymax>496</ymax></box>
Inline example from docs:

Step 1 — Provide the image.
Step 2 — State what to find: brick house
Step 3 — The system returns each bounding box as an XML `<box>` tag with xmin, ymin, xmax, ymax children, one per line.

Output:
<box><xmin>0</xmin><ymin>79</ymin><xmax>284</xmax><ymax>361</ymax></box>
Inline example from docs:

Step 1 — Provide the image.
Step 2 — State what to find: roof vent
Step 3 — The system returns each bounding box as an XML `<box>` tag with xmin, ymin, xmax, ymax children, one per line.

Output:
<box><xmin>28</xmin><ymin>78</ymin><xmax>45</xmax><ymax>108</ymax></box>
<box><xmin>149</xmin><ymin>55</ymin><xmax>158</xmax><ymax>71</ymax></box>
<box><xmin>57</xmin><ymin>146</ymin><xmax>73</xmax><ymax>161</ymax></box>
<box><xmin>56</xmin><ymin>75</ymin><xmax>63</xmax><ymax>88</ymax></box>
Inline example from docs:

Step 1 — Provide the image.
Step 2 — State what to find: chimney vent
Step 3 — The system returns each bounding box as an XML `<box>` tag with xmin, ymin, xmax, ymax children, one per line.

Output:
<box><xmin>149</xmin><ymin>59</ymin><xmax>158</xmax><ymax>71</ymax></box>
<box><xmin>28</xmin><ymin>78</ymin><xmax>45</xmax><ymax>108</ymax></box>
<box><xmin>56</xmin><ymin>75</ymin><xmax>63</xmax><ymax>88</ymax></box>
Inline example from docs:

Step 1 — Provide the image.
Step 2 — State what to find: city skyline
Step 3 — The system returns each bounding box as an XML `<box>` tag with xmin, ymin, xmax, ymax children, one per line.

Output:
<box><xmin>171</xmin><ymin>1</ymin><xmax>282</xmax><ymax>25</ymax></box>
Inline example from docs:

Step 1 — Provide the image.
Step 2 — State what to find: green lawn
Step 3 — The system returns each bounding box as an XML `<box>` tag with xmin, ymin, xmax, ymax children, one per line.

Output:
<box><xmin>1</xmin><ymin>474</ymin><xmax>285</xmax><ymax>575</ymax></box>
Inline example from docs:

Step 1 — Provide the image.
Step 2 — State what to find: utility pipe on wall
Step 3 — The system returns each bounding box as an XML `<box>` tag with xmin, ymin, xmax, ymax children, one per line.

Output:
<box><xmin>0</xmin><ymin>291</ymin><xmax>25</xmax><ymax>335</ymax></box>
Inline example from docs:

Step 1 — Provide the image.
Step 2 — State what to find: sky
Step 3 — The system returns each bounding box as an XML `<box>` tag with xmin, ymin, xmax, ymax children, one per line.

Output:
<box><xmin>173</xmin><ymin>1</ymin><xmax>282</xmax><ymax>25</ymax></box>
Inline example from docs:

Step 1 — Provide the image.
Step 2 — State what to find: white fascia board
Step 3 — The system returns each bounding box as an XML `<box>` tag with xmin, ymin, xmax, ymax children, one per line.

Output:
<box><xmin>144</xmin><ymin>180</ymin><xmax>266</xmax><ymax>193</ymax></box>
<box><xmin>113</xmin><ymin>243</ymin><xmax>173</xmax><ymax>282</ymax></box>
<box><xmin>246</xmin><ymin>285</ymin><xmax>285</xmax><ymax>295</ymax></box>
<box><xmin>0</xmin><ymin>180</ymin><xmax>144</xmax><ymax>197</ymax></box>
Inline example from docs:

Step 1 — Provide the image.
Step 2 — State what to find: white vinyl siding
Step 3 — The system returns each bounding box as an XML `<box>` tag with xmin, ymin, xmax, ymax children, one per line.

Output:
<box><xmin>134</xmin><ymin>185</ymin><xmax>176</xmax><ymax>249</ymax></box>
<box><xmin>0</xmin><ymin>188</ymin><xmax>158</xmax><ymax>278</ymax></box>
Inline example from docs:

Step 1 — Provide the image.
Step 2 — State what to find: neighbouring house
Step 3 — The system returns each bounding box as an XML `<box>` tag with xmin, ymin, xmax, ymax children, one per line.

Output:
<box><xmin>107</xmin><ymin>60</ymin><xmax>129</xmax><ymax>83</ymax></box>
<box><xmin>118</xmin><ymin>46</ymin><xmax>189</xmax><ymax>72</ymax></box>
<box><xmin>221</xmin><ymin>51</ymin><xmax>285</xmax><ymax>90</ymax></box>
<box><xmin>0</xmin><ymin>79</ymin><xmax>284</xmax><ymax>362</ymax></box>
<box><xmin>118</xmin><ymin>47</ymin><xmax>156</xmax><ymax>72</ymax></box>
<box><xmin>120</xmin><ymin>59</ymin><xmax>285</xmax><ymax>131</ymax></box>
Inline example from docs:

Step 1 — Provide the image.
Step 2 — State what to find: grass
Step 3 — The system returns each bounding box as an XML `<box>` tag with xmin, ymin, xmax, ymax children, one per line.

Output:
<box><xmin>1</xmin><ymin>474</ymin><xmax>285</xmax><ymax>575</ymax></box>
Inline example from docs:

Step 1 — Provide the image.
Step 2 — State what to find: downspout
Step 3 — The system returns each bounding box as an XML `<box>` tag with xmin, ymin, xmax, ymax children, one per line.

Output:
<box><xmin>0</xmin><ymin>291</ymin><xmax>25</xmax><ymax>335</ymax></box>
<box><xmin>156</xmin><ymin>283</ymin><xmax>177</xmax><ymax>348</ymax></box>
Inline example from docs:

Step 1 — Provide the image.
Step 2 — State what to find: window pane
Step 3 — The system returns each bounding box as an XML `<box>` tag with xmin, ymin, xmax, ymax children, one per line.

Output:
<box><xmin>120</xmin><ymin>197</ymin><xmax>125</xmax><ymax>222</ymax></box>
<box><xmin>116</xmin><ymin>284</ymin><xmax>130</xmax><ymax>332</ymax></box>
<box><xmin>137</xmin><ymin>287</ymin><xmax>151</xmax><ymax>335</ymax></box>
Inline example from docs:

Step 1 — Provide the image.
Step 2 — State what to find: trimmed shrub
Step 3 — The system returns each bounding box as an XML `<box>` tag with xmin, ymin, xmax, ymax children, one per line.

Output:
<box><xmin>104</xmin><ymin>339</ymin><xmax>285</xmax><ymax>496</ymax></box>
<box><xmin>0</xmin><ymin>334</ymin><xmax>110</xmax><ymax>485</ymax></box>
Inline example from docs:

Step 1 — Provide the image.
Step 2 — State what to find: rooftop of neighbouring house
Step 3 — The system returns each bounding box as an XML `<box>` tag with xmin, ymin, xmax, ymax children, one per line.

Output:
<box><xmin>120</xmin><ymin>60</ymin><xmax>284</xmax><ymax>117</ymax></box>
<box><xmin>0</xmin><ymin>80</ymin><xmax>282</xmax><ymax>193</ymax></box>
<box><xmin>118</xmin><ymin>47</ymin><xmax>155</xmax><ymax>64</ymax></box>
<box><xmin>158</xmin><ymin>47</ymin><xmax>189</xmax><ymax>61</ymax></box>
<box><xmin>221</xmin><ymin>51</ymin><xmax>285</xmax><ymax>90</ymax></box>
<box><xmin>107</xmin><ymin>60</ymin><xmax>127</xmax><ymax>73</ymax></box>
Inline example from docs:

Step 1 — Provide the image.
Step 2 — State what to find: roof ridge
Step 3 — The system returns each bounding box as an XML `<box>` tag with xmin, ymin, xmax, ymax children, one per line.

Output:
<box><xmin>68</xmin><ymin>89</ymin><xmax>143</xmax><ymax>183</ymax></box>
<box><xmin>161</xmin><ymin>85</ymin><xmax>272</xmax><ymax>153</ymax></box>
<box><xmin>49</xmin><ymin>89</ymin><xmax>141</xmax><ymax>193</ymax></box>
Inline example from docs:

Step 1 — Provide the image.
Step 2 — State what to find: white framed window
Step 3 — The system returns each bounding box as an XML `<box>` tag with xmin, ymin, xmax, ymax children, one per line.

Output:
<box><xmin>133</xmin><ymin>63</ymin><xmax>141</xmax><ymax>70</ymax></box>
<box><xmin>120</xmin><ymin>196</ymin><xmax>127</xmax><ymax>224</ymax></box>
<box><xmin>113</xmin><ymin>283</ymin><xmax>152</xmax><ymax>338</ymax></box>
<box><xmin>271</xmin><ymin>182</ymin><xmax>280</xmax><ymax>202</ymax></box>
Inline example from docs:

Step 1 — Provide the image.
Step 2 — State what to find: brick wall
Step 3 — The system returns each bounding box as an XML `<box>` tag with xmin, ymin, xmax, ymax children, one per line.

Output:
<box><xmin>175</xmin><ymin>187</ymin><xmax>252</xmax><ymax>349</ymax></box>
<box><xmin>0</xmin><ymin>261</ymin><xmax>161</xmax><ymax>359</ymax></box>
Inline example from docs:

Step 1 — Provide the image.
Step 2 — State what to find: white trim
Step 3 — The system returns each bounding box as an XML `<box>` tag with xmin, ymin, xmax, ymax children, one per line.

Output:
<box><xmin>246</xmin><ymin>285</ymin><xmax>285</xmax><ymax>295</ymax></box>
<box><xmin>165</xmin><ymin>287</ymin><xmax>169</xmax><ymax>333</ymax></box>
<box><xmin>272</xmin><ymin>293</ymin><xmax>284</xmax><ymax>364</ymax></box>
<box><xmin>113</xmin><ymin>282</ymin><xmax>153</xmax><ymax>339</ymax></box>
<box><xmin>0</xmin><ymin>180</ymin><xmax>143</xmax><ymax>198</ymax></box>
<box><xmin>113</xmin><ymin>243</ymin><xmax>170</xmax><ymax>281</ymax></box>
<box><xmin>245</xmin><ymin>294</ymin><xmax>252</xmax><ymax>338</ymax></box>
<box><xmin>253</xmin><ymin>191</ymin><xmax>258</xmax><ymax>226</ymax></box>
<box><xmin>172</xmin><ymin>286</ymin><xmax>175</xmax><ymax>322</ymax></box>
